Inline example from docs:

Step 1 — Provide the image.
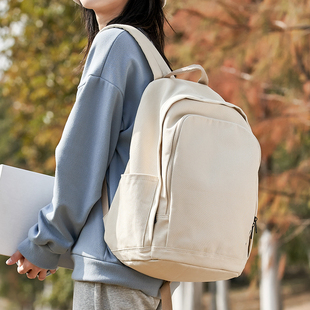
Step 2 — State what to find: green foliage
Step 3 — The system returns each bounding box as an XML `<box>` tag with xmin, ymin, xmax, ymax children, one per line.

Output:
<box><xmin>35</xmin><ymin>268</ymin><xmax>73</xmax><ymax>310</ymax></box>
<box><xmin>282</xmin><ymin>227</ymin><xmax>310</xmax><ymax>266</ymax></box>
<box><xmin>0</xmin><ymin>0</ymin><xmax>84</xmax><ymax>308</ymax></box>
<box><xmin>1</xmin><ymin>0</ymin><xmax>86</xmax><ymax>174</ymax></box>
<box><xmin>0</xmin><ymin>256</ymin><xmax>44</xmax><ymax>310</ymax></box>
<box><xmin>0</xmin><ymin>86</ymin><xmax>22</xmax><ymax>166</ymax></box>
<box><xmin>273</xmin><ymin>133</ymin><xmax>310</xmax><ymax>174</ymax></box>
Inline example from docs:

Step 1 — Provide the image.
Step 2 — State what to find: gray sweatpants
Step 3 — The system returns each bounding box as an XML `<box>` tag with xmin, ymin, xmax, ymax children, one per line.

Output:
<box><xmin>73</xmin><ymin>281</ymin><xmax>162</xmax><ymax>310</ymax></box>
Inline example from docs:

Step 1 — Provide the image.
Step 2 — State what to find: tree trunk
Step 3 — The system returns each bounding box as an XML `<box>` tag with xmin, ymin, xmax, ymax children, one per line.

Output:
<box><xmin>259</xmin><ymin>228</ymin><xmax>281</xmax><ymax>310</ymax></box>
<box><xmin>216</xmin><ymin>281</ymin><xmax>230</xmax><ymax>310</ymax></box>
<box><xmin>209</xmin><ymin>282</ymin><xmax>216</xmax><ymax>310</ymax></box>
<box><xmin>172</xmin><ymin>282</ymin><xmax>203</xmax><ymax>310</ymax></box>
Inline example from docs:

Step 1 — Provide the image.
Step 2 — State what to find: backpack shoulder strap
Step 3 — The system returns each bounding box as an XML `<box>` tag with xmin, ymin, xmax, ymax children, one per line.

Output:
<box><xmin>101</xmin><ymin>24</ymin><xmax>171</xmax><ymax>80</ymax></box>
<box><xmin>160</xmin><ymin>281</ymin><xmax>173</xmax><ymax>310</ymax></box>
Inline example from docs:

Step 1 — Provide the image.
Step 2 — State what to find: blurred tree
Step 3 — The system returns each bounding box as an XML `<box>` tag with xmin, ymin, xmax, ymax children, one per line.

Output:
<box><xmin>165</xmin><ymin>0</ymin><xmax>310</xmax><ymax>270</ymax></box>
<box><xmin>0</xmin><ymin>86</ymin><xmax>22</xmax><ymax>166</ymax></box>
<box><xmin>0</xmin><ymin>256</ymin><xmax>44</xmax><ymax>310</ymax></box>
<box><xmin>0</xmin><ymin>0</ymin><xmax>86</xmax><ymax>308</ymax></box>
<box><xmin>1</xmin><ymin>0</ymin><xmax>86</xmax><ymax>174</ymax></box>
<box><xmin>1</xmin><ymin>0</ymin><xmax>309</xmax><ymax>308</ymax></box>
<box><xmin>35</xmin><ymin>268</ymin><xmax>74</xmax><ymax>310</ymax></box>
<box><xmin>164</xmin><ymin>2</ymin><xmax>310</xmax><ymax>308</ymax></box>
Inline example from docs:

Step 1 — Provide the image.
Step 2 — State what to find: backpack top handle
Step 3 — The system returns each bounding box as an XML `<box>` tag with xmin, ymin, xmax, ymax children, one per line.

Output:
<box><xmin>165</xmin><ymin>64</ymin><xmax>209</xmax><ymax>85</ymax></box>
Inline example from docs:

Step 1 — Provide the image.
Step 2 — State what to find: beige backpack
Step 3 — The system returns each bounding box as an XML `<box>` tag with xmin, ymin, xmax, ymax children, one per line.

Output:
<box><xmin>103</xmin><ymin>24</ymin><xmax>261</xmax><ymax>285</ymax></box>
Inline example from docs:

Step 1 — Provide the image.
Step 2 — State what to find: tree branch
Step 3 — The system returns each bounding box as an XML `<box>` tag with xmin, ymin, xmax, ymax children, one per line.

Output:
<box><xmin>259</xmin><ymin>187</ymin><xmax>310</xmax><ymax>200</ymax></box>
<box><xmin>295</xmin><ymin>47</ymin><xmax>310</xmax><ymax>80</ymax></box>
<box><xmin>273</xmin><ymin>20</ymin><xmax>310</xmax><ymax>32</ymax></box>
<box><xmin>220</xmin><ymin>66</ymin><xmax>306</xmax><ymax>107</ymax></box>
<box><xmin>282</xmin><ymin>219</ymin><xmax>310</xmax><ymax>244</ymax></box>
<box><xmin>178</xmin><ymin>8</ymin><xmax>250</xmax><ymax>30</ymax></box>
<box><xmin>215</xmin><ymin>0</ymin><xmax>249</xmax><ymax>26</ymax></box>
<box><xmin>220</xmin><ymin>66</ymin><xmax>252</xmax><ymax>80</ymax></box>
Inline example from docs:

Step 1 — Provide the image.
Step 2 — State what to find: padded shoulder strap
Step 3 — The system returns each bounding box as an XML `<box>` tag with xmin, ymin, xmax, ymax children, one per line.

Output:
<box><xmin>101</xmin><ymin>24</ymin><xmax>171</xmax><ymax>79</ymax></box>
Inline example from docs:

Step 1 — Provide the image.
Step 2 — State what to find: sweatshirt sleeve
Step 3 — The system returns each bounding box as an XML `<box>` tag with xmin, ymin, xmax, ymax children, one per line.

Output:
<box><xmin>18</xmin><ymin>75</ymin><xmax>124</xmax><ymax>269</ymax></box>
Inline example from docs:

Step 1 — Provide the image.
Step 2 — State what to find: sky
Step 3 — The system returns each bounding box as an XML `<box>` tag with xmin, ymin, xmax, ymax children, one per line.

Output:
<box><xmin>0</xmin><ymin>0</ymin><xmax>25</xmax><ymax>78</ymax></box>
<box><xmin>0</xmin><ymin>0</ymin><xmax>9</xmax><ymax>75</ymax></box>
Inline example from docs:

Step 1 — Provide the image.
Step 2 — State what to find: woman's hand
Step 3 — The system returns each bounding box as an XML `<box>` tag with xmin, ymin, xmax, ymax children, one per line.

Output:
<box><xmin>6</xmin><ymin>250</ymin><xmax>56</xmax><ymax>281</ymax></box>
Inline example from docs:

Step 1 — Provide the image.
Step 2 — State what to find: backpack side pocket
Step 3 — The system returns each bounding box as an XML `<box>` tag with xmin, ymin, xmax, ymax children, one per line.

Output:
<box><xmin>104</xmin><ymin>174</ymin><xmax>158</xmax><ymax>252</ymax></box>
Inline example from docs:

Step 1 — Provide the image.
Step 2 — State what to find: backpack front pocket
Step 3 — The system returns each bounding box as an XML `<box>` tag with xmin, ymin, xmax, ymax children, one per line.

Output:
<box><xmin>165</xmin><ymin>115</ymin><xmax>260</xmax><ymax>262</ymax></box>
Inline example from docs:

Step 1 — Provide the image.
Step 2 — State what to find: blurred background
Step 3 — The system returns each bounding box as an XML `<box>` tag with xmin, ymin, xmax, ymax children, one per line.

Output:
<box><xmin>0</xmin><ymin>0</ymin><xmax>309</xmax><ymax>309</ymax></box>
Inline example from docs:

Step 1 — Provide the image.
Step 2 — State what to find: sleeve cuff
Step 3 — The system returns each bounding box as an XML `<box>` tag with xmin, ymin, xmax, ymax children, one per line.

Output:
<box><xmin>18</xmin><ymin>238</ymin><xmax>60</xmax><ymax>270</ymax></box>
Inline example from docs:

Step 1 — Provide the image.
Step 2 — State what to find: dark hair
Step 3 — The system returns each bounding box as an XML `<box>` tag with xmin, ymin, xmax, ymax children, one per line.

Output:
<box><xmin>79</xmin><ymin>0</ymin><xmax>170</xmax><ymax>70</ymax></box>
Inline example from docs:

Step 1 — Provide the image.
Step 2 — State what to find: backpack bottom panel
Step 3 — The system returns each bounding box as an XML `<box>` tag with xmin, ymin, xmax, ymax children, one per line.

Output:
<box><xmin>125</xmin><ymin>258</ymin><xmax>239</xmax><ymax>282</ymax></box>
<box><xmin>112</xmin><ymin>246</ymin><xmax>244</xmax><ymax>282</ymax></box>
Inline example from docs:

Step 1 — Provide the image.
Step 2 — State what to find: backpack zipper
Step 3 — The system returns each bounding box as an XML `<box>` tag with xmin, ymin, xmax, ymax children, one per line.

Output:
<box><xmin>165</xmin><ymin>114</ymin><xmax>192</xmax><ymax>215</ymax></box>
<box><xmin>251</xmin><ymin>216</ymin><xmax>258</xmax><ymax>239</ymax></box>
<box><xmin>247</xmin><ymin>216</ymin><xmax>258</xmax><ymax>257</ymax></box>
<box><xmin>250</xmin><ymin>216</ymin><xmax>258</xmax><ymax>240</ymax></box>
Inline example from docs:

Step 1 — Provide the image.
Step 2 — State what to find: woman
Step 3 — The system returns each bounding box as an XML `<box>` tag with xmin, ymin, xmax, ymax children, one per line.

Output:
<box><xmin>6</xmin><ymin>0</ymin><xmax>170</xmax><ymax>308</ymax></box>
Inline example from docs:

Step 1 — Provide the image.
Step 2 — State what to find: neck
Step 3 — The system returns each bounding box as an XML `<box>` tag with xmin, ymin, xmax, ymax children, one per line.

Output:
<box><xmin>95</xmin><ymin>6</ymin><xmax>124</xmax><ymax>30</ymax></box>
<box><xmin>96</xmin><ymin>13</ymin><xmax>111</xmax><ymax>30</ymax></box>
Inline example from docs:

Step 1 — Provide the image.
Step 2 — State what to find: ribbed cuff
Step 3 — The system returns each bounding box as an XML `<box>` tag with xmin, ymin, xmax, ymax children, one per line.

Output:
<box><xmin>18</xmin><ymin>238</ymin><xmax>60</xmax><ymax>270</ymax></box>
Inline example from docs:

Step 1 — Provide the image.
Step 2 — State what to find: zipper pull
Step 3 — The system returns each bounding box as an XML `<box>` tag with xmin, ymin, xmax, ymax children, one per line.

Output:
<box><xmin>254</xmin><ymin>216</ymin><xmax>258</xmax><ymax>234</ymax></box>
<box><xmin>250</xmin><ymin>216</ymin><xmax>258</xmax><ymax>239</ymax></box>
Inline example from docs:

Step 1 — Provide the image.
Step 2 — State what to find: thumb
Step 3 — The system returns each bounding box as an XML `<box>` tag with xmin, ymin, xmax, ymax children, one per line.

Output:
<box><xmin>6</xmin><ymin>250</ymin><xmax>23</xmax><ymax>265</ymax></box>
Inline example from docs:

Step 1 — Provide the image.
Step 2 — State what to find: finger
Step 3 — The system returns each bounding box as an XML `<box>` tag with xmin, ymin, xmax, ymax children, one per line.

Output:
<box><xmin>6</xmin><ymin>251</ymin><xmax>23</xmax><ymax>265</ymax></box>
<box><xmin>17</xmin><ymin>263</ymin><xmax>30</xmax><ymax>274</ymax></box>
<box><xmin>17</xmin><ymin>260</ymin><xmax>39</xmax><ymax>275</ymax></box>
<box><xmin>17</xmin><ymin>257</ymin><xmax>24</xmax><ymax>267</ymax></box>
<box><xmin>50</xmin><ymin>269</ymin><xmax>57</xmax><ymax>274</ymax></box>
<box><xmin>26</xmin><ymin>269</ymin><xmax>40</xmax><ymax>280</ymax></box>
<box><xmin>37</xmin><ymin>270</ymin><xmax>47</xmax><ymax>281</ymax></box>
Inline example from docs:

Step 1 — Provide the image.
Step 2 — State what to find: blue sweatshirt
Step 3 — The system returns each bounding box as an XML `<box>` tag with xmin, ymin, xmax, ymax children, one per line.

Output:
<box><xmin>18</xmin><ymin>27</ymin><xmax>164</xmax><ymax>298</ymax></box>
